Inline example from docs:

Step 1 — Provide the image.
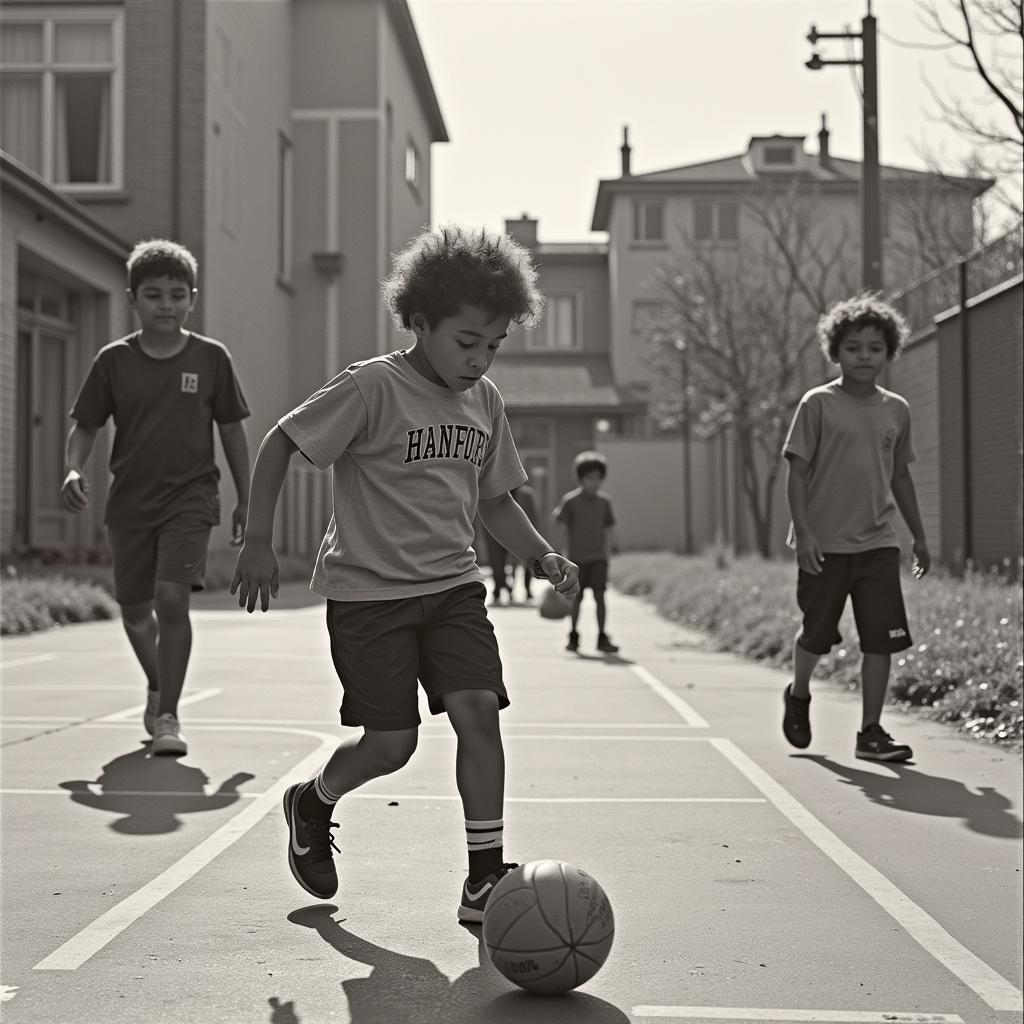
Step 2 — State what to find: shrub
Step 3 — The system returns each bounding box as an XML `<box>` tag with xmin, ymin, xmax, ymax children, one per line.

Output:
<box><xmin>1</xmin><ymin>574</ymin><xmax>119</xmax><ymax>636</ymax></box>
<box><xmin>612</xmin><ymin>552</ymin><xmax>1023</xmax><ymax>747</ymax></box>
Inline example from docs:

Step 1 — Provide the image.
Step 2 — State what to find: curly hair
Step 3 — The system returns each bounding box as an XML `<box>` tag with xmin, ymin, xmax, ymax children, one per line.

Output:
<box><xmin>381</xmin><ymin>224</ymin><xmax>543</xmax><ymax>332</ymax></box>
<box><xmin>817</xmin><ymin>292</ymin><xmax>909</xmax><ymax>362</ymax></box>
<box><xmin>573</xmin><ymin>450</ymin><xmax>608</xmax><ymax>480</ymax></box>
<box><xmin>127</xmin><ymin>239</ymin><xmax>198</xmax><ymax>292</ymax></box>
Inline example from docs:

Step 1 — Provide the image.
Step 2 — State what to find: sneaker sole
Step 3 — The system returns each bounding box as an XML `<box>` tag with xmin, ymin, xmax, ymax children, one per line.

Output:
<box><xmin>283</xmin><ymin>784</ymin><xmax>337</xmax><ymax>900</ymax></box>
<box><xmin>151</xmin><ymin>737</ymin><xmax>187</xmax><ymax>756</ymax></box>
<box><xmin>457</xmin><ymin>905</ymin><xmax>485</xmax><ymax>923</ymax></box>
<box><xmin>856</xmin><ymin>749</ymin><xmax>913</xmax><ymax>762</ymax></box>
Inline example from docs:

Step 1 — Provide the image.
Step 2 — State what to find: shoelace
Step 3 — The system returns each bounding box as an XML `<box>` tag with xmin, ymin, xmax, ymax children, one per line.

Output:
<box><xmin>304</xmin><ymin>819</ymin><xmax>340</xmax><ymax>863</ymax></box>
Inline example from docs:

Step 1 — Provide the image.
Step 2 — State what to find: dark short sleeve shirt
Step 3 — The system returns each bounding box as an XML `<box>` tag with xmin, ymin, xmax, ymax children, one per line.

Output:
<box><xmin>70</xmin><ymin>332</ymin><xmax>250</xmax><ymax>528</ymax></box>
<box><xmin>554</xmin><ymin>488</ymin><xmax>616</xmax><ymax>563</ymax></box>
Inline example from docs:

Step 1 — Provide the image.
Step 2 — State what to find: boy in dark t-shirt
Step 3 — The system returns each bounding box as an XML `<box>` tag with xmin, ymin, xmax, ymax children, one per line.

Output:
<box><xmin>63</xmin><ymin>240</ymin><xmax>251</xmax><ymax>756</ymax></box>
<box><xmin>554</xmin><ymin>451</ymin><xmax>620</xmax><ymax>654</ymax></box>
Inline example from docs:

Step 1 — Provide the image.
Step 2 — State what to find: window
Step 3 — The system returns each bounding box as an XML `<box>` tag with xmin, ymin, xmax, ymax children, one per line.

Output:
<box><xmin>693</xmin><ymin>201</ymin><xmax>740</xmax><ymax>243</ymax></box>
<box><xmin>764</xmin><ymin>145</ymin><xmax>796</xmax><ymax>165</ymax></box>
<box><xmin>633</xmin><ymin>199</ymin><xmax>665</xmax><ymax>242</ymax></box>
<box><xmin>0</xmin><ymin>9</ymin><xmax>123</xmax><ymax>188</ymax></box>
<box><xmin>631</xmin><ymin>300</ymin><xmax>669</xmax><ymax>336</ymax></box>
<box><xmin>527</xmin><ymin>294</ymin><xmax>578</xmax><ymax>350</ymax></box>
<box><xmin>405</xmin><ymin>139</ymin><xmax>421</xmax><ymax>193</ymax></box>
<box><xmin>277</xmin><ymin>132</ymin><xmax>293</xmax><ymax>284</ymax></box>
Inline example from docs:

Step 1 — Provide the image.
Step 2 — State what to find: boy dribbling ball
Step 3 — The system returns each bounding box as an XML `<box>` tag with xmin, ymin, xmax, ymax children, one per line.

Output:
<box><xmin>782</xmin><ymin>293</ymin><xmax>930</xmax><ymax>762</ymax></box>
<box><xmin>230</xmin><ymin>224</ymin><xmax>579</xmax><ymax>921</ymax></box>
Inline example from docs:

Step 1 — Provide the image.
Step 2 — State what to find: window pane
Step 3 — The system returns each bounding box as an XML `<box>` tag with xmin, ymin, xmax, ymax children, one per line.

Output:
<box><xmin>54</xmin><ymin>22</ymin><xmax>112</xmax><ymax>63</ymax></box>
<box><xmin>54</xmin><ymin>75</ymin><xmax>111</xmax><ymax>183</ymax></box>
<box><xmin>718</xmin><ymin>203</ymin><xmax>739</xmax><ymax>241</ymax></box>
<box><xmin>0</xmin><ymin>75</ymin><xmax>43</xmax><ymax>172</ymax></box>
<box><xmin>764</xmin><ymin>145</ymin><xmax>795</xmax><ymax>165</ymax></box>
<box><xmin>1</xmin><ymin>22</ymin><xmax>44</xmax><ymax>63</ymax></box>
<box><xmin>513</xmin><ymin>419</ymin><xmax>551</xmax><ymax>450</ymax></box>
<box><xmin>694</xmin><ymin>202</ymin><xmax>713</xmax><ymax>241</ymax></box>
<box><xmin>552</xmin><ymin>296</ymin><xmax>574</xmax><ymax>348</ymax></box>
<box><xmin>644</xmin><ymin>202</ymin><xmax>664</xmax><ymax>241</ymax></box>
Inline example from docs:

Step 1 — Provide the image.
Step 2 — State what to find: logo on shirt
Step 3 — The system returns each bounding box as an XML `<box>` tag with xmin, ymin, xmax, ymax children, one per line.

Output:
<box><xmin>181</xmin><ymin>372</ymin><xmax>199</xmax><ymax>394</ymax></box>
<box><xmin>881</xmin><ymin>427</ymin><xmax>895</xmax><ymax>451</ymax></box>
<box><xmin>404</xmin><ymin>423</ymin><xmax>489</xmax><ymax>468</ymax></box>
<box><xmin>889</xmin><ymin>627</ymin><xmax>907</xmax><ymax>639</ymax></box>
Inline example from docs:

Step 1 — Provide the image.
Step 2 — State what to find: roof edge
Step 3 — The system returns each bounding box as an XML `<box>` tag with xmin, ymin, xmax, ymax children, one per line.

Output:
<box><xmin>386</xmin><ymin>1</ymin><xmax>449</xmax><ymax>143</ymax></box>
<box><xmin>1</xmin><ymin>150</ymin><xmax>130</xmax><ymax>260</ymax></box>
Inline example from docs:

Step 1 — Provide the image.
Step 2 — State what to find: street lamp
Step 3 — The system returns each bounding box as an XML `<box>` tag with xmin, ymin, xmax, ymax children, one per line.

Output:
<box><xmin>804</xmin><ymin>2</ymin><xmax>882</xmax><ymax>291</ymax></box>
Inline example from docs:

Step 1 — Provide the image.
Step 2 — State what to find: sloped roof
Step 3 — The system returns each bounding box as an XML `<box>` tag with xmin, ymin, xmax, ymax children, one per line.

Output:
<box><xmin>485</xmin><ymin>356</ymin><xmax>643</xmax><ymax>411</ymax></box>
<box><xmin>387</xmin><ymin>1</ymin><xmax>449</xmax><ymax>143</ymax></box>
<box><xmin>592</xmin><ymin>150</ymin><xmax>993</xmax><ymax>229</ymax></box>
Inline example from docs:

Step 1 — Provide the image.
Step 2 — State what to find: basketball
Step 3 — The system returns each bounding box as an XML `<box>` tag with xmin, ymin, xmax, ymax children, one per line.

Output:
<box><xmin>482</xmin><ymin>860</ymin><xmax>615</xmax><ymax>994</ymax></box>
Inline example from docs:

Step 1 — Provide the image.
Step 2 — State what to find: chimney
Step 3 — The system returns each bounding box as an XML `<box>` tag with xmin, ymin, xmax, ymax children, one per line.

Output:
<box><xmin>505</xmin><ymin>212</ymin><xmax>538</xmax><ymax>248</ymax></box>
<box><xmin>620</xmin><ymin>125</ymin><xmax>632</xmax><ymax>177</ymax></box>
<box><xmin>818</xmin><ymin>112</ymin><xmax>832</xmax><ymax>171</ymax></box>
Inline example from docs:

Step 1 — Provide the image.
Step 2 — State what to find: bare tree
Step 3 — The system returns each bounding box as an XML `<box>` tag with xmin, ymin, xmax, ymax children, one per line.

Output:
<box><xmin>645</xmin><ymin>183</ymin><xmax>856</xmax><ymax>557</ymax></box>
<box><xmin>916</xmin><ymin>0</ymin><xmax>1023</xmax><ymax>219</ymax></box>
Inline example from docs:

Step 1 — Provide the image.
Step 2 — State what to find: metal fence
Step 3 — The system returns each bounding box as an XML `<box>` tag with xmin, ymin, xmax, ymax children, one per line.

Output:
<box><xmin>891</xmin><ymin>223</ymin><xmax>1024</xmax><ymax>335</ymax></box>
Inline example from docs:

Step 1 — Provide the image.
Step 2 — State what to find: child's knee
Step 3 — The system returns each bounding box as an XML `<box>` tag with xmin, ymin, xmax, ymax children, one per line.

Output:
<box><xmin>120</xmin><ymin>601</ymin><xmax>154</xmax><ymax>630</ymax></box>
<box><xmin>366</xmin><ymin>729</ymin><xmax>418</xmax><ymax>773</ymax></box>
<box><xmin>446</xmin><ymin>689</ymin><xmax>500</xmax><ymax>734</ymax></box>
<box><xmin>153</xmin><ymin>581</ymin><xmax>191</xmax><ymax>621</ymax></box>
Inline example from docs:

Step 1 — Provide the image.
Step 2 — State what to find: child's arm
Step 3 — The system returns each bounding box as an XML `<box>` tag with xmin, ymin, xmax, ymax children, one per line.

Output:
<box><xmin>891</xmin><ymin>464</ymin><xmax>930</xmax><ymax>578</ymax></box>
<box><xmin>607</xmin><ymin>525</ymin><xmax>620</xmax><ymax>555</ymax></box>
<box><xmin>61</xmin><ymin>423</ymin><xmax>98</xmax><ymax>513</ymax></box>
<box><xmin>785</xmin><ymin>454</ymin><xmax>823</xmax><ymax>574</ymax></box>
<box><xmin>479</xmin><ymin>492</ymin><xmax>579</xmax><ymax>599</ymax></box>
<box><xmin>229</xmin><ymin>424</ymin><xmax>298</xmax><ymax>612</ymax></box>
<box><xmin>217</xmin><ymin>420</ymin><xmax>251</xmax><ymax>546</ymax></box>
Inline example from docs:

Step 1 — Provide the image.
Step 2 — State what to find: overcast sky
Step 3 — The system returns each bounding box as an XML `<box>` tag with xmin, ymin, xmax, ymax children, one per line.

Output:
<box><xmin>408</xmin><ymin>0</ymin><xmax>1017</xmax><ymax>241</ymax></box>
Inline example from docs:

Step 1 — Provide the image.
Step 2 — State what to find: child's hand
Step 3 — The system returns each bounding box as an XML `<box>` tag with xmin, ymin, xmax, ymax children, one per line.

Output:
<box><xmin>61</xmin><ymin>470</ymin><xmax>90</xmax><ymax>512</ymax></box>
<box><xmin>540</xmin><ymin>553</ymin><xmax>580</xmax><ymax>601</ymax></box>
<box><xmin>230</xmin><ymin>502</ymin><xmax>248</xmax><ymax>546</ymax></box>
<box><xmin>912</xmin><ymin>540</ymin><xmax>931</xmax><ymax>579</ymax></box>
<box><xmin>794</xmin><ymin>532</ymin><xmax>824</xmax><ymax>575</ymax></box>
<box><xmin>230</xmin><ymin>542</ymin><xmax>280</xmax><ymax>612</ymax></box>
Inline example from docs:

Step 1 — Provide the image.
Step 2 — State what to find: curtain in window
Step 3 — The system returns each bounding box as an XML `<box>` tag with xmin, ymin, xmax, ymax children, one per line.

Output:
<box><xmin>0</xmin><ymin>76</ymin><xmax>43</xmax><ymax>172</ymax></box>
<box><xmin>53</xmin><ymin>75</ymin><xmax>110</xmax><ymax>182</ymax></box>
<box><xmin>1</xmin><ymin>22</ymin><xmax>44</xmax><ymax>62</ymax></box>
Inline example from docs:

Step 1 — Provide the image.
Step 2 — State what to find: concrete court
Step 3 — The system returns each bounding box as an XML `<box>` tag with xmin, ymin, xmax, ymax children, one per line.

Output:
<box><xmin>0</xmin><ymin>581</ymin><xmax>1021</xmax><ymax>1024</ymax></box>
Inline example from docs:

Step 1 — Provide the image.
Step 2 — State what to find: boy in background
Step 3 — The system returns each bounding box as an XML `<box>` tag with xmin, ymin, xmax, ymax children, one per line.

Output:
<box><xmin>782</xmin><ymin>293</ymin><xmax>929</xmax><ymax>762</ymax></box>
<box><xmin>62</xmin><ymin>240</ymin><xmax>251</xmax><ymax>756</ymax></box>
<box><xmin>230</xmin><ymin>225</ymin><xmax>579</xmax><ymax>921</ymax></box>
<box><xmin>554</xmin><ymin>451</ymin><xmax>620</xmax><ymax>654</ymax></box>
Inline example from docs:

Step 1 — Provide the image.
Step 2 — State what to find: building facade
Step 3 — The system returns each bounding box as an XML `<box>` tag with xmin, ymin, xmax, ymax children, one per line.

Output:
<box><xmin>0</xmin><ymin>0</ymin><xmax>447</xmax><ymax>556</ymax></box>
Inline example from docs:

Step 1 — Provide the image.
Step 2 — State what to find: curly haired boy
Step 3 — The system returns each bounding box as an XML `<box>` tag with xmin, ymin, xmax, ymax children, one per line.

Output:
<box><xmin>781</xmin><ymin>292</ymin><xmax>930</xmax><ymax>763</ymax></box>
<box><xmin>231</xmin><ymin>225</ymin><xmax>579</xmax><ymax>920</ymax></box>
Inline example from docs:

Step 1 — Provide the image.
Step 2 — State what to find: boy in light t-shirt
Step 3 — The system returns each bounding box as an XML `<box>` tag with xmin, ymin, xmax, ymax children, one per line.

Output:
<box><xmin>781</xmin><ymin>294</ymin><xmax>930</xmax><ymax>763</ymax></box>
<box><xmin>231</xmin><ymin>225</ymin><xmax>579</xmax><ymax>923</ymax></box>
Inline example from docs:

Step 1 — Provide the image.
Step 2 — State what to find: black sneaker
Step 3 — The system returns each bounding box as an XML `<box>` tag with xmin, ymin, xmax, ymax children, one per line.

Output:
<box><xmin>782</xmin><ymin>684</ymin><xmax>812</xmax><ymax>749</ymax></box>
<box><xmin>283</xmin><ymin>783</ymin><xmax>340</xmax><ymax>899</ymax></box>
<box><xmin>566</xmin><ymin>631</ymin><xmax>580</xmax><ymax>652</ymax></box>
<box><xmin>597</xmin><ymin>633</ymin><xmax>619</xmax><ymax>654</ymax></box>
<box><xmin>458</xmin><ymin>863</ymin><xmax>518</xmax><ymax>923</ymax></box>
<box><xmin>856</xmin><ymin>723</ymin><xmax>913</xmax><ymax>762</ymax></box>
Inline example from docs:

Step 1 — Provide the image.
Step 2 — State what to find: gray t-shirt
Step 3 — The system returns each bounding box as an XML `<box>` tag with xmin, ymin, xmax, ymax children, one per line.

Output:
<box><xmin>782</xmin><ymin>380</ymin><xmax>916</xmax><ymax>553</ymax></box>
<box><xmin>554</xmin><ymin>488</ymin><xmax>616</xmax><ymax>563</ymax></box>
<box><xmin>279</xmin><ymin>352</ymin><xmax>527</xmax><ymax>600</ymax></box>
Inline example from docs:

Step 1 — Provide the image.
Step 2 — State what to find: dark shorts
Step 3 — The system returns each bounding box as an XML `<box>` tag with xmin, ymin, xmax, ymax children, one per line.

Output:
<box><xmin>796</xmin><ymin>547</ymin><xmax>912</xmax><ymax>656</ymax></box>
<box><xmin>108</xmin><ymin>513</ymin><xmax>212</xmax><ymax>605</ymax></box>
<box><xmin>325</xmin><ymin>582</ymin><xmax>509</xmax><ymax>731</ymax></box>
<box><xmin>577</xmin><ymin>559</ymin><xmax>609</xmax><ymax>593</ymax></box>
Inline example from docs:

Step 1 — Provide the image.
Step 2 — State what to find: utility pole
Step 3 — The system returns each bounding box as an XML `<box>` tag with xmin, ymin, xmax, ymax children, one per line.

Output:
<box><xmin>805</xmin><ymin>1</ymin><xmax>882</xmax><ymax>291</ymax></box>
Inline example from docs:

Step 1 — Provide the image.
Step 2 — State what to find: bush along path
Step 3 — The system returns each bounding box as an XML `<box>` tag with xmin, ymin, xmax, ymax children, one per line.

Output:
<box><xmin>611</xmin><ymin>552</ymin><xmax>1023</xmax><ymax>749</ymax></box>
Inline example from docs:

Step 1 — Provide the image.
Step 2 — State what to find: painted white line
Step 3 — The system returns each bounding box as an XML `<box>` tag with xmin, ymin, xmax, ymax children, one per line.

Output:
<box><xmin>0</xmin><ymin>984</ymin><xmax>18</xmax><ymax>1003</ymax></box>
<box><xmin>1</xmin><ymin>788</ymin><xmax>763</xmax><ymax>804</ymax></box>
<box><xmin>33</xmin><ymin>725</ymin><xmax>338</xmax><ymax>971</ymax></box>
<box><xmin>632</xmin><ymin>1008</ymin><xmax>964</xmax><ymax>1022</ymax></box>
<box><xmin>94</xmin><ymin>687</ymin><xmax>222</xmax><ymax>724</ymax></box>
<box><xmin>711</xmin><ymin>737</ymin><xmax>1024</xmax><ymax>1013</ymax></box>
<box><xmin>1</xmin><ymin>685</ymin><xmax>138</xmax><ymax>692</ymax></box>
<box><xmin>0</xmin><ymin>654</ymin><xmax>58</xmax><ymax>670</ymax></box>
<box><xmin>630</xmin><ymin>665</ymin><xmax>710</xmax><ymax>728</ymax></box>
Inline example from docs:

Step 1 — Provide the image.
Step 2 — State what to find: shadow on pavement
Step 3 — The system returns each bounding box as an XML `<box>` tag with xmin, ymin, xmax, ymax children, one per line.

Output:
<box><xmin>190</xmin><ymin>584</ymin><xmax>324</xmax><ymax>612</ymax></box>
<box><xmin>795</xmin><ymin>753</ymin><xmax>1023</xmax><ymax>838</ymax></box>
<box><xmin>284</xmin><ymin>904</ymin><xmax>629</xmax><ymax>1024</ymax></box>
<box><xmin>59</xmin><ymin>743</ymin><xmax>254</xmax><ymax>834</ymax></box>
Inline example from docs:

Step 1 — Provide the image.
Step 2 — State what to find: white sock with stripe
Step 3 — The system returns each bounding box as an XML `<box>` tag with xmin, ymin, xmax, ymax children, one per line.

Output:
<box><xmin>466</xmin><ymin>818</ymin><xmax>503</xmax><ymax>881</ymax></box>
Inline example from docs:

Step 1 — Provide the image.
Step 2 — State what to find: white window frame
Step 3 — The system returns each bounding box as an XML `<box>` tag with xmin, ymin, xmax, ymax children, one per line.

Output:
<box><xmin>405</xmin><ymin>137</ymin><xmax>421</xmax><ymax>195</ymax></box>
<box><xmin>526</xmin><ymin>292</ymin><xmax>581</xmax><ymax>351</ymax></box>
<box><xmin>0</xmin><ymin>5</ymin><xmax>125</xmax><ymax>192</ymax></box>
<box><xmin>632</xmin><ymin>198</ymin><xmax>666</xmax><ymax>243</ymax></box>
<box><xmin>277</xmin><ymin>131</ymin><xmax>294</xmax><ymax>285</ymax></box>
